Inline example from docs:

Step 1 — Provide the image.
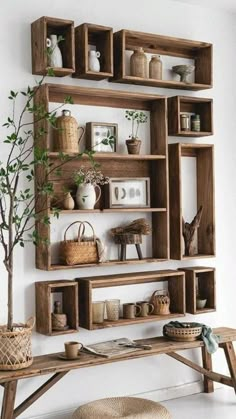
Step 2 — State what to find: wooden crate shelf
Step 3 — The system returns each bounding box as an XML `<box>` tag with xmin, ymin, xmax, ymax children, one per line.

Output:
<box><xmin>31</xmin><ymin>16</ymin><xmax>75</xmax><ymax>76</ymax></box>
<box><xmin>112</xmin><ymin>30</ymin><xmax>212</xmax><ymax>90</ymax></box>
<box><xmin>168</xmin><ymin>96</ymin><xmax>213</xmax><ymax>137</ymax></box>
<box><xmin>34</xmin><ymin>84</ymin><xmax>169</xmax><ymax>270</ymax></box>
<box><xmin>74</xmin><ymin>23</ymin><xmax>113</xmax><ymax>80</ymax></box>
<box><xmin>180</xmin><ymin>267</ymin><xmax>216</xmax><ymax>314</ymax></box>
<box><xmin>168</xmin><ymin>143</ymin><xmax>215</xmax><ymax>260</ymax></box>
<box><xmin>77</xmin><ymin>270</ymin><xmax>186</xmax><ymax>330</ymax></box>
<box><xmin>35</xmin><ymin>280</ymin><xmax>79</xmax><ymax>335</ymax></box>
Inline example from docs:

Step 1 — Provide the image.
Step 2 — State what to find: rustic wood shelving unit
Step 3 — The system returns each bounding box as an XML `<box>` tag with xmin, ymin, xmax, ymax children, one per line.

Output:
<box><xmin>34</xmin><ymin>84</ymin><xmax>169</xmax><ymax>271</ymax></box>
<box><xmin>168</xmin><ymin>143</ymin><xmax>215</xmax><ymax>260</ymax></box>
<box><xmin>168</xmin><ymin>96</ymin><xmax>213</xmax><ymax>137</ymax></box>
<box><xmin>31</xmin><ymin>16</ymin><xmax>75</xmax><ymax>76</ymax></box>
<box><xmin>74</xmin><ymin>23</ymin><xmax>113</xmax><ymax>80</ymax></box>
<box><xmin>77</xmin><ymin>270</ymin><xmax>185</xmax><ymax>330</ymax></box>
<box><xmin>180</xmin><ymin>267</ymin><xmax>216</xmax><ymax>314</ymax></box>
<box><xmin>35</xmin><ymin>280</ymin><xmax>79</xmax><ymax>335</ymax></box>
<box><xmin>112</xmin><ymin>30</ymin><xmax>212</xmax><ymax>90</ymax></box>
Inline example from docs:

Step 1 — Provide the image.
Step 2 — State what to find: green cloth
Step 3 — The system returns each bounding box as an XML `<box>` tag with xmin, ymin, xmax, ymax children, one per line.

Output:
<box><xmin>163</xmin><ymin>321</ymin><xmax>220</xmax><ymax>354</ymax></box>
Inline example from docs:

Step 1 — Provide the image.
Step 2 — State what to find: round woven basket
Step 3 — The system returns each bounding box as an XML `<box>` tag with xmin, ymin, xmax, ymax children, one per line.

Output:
<box><xmin>165</xmin><ymin>323</ymin><xmax>202</xmax><ymax>342</ymax></box>
<box><xmin>0</xmin><ymin>317</ymin><xmax>34</xmax><ymax>370</ymax></box>
<box><xmin>73</xmin><ymin>397</ymin><xmax>171</xmax><ymax>418</ymax></box>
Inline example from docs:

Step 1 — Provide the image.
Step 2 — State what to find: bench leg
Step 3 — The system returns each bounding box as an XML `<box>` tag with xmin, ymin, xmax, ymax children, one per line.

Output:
<box><xmin>201</xmin><ymin>346</ymin><xmax>214</xmax><ymax>393</ymax></box>
<box><xmin>221</xmin><ymin>342</ymin><xmax>236</xmax><ymax>393</ymax></box>
<box><xmin>1</xmin><ymin>381</ymin><xmax>17</xmax><ymax>419</ymax></box>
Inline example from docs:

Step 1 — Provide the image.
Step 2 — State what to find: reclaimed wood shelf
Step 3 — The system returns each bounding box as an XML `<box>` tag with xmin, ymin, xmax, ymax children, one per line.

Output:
<box><xmin>35</xmin><ymin>280</ymin><xmax>79</xmax><ymax>335</ymax></box>
<box><xmin>74</xmin><ymin>23</ymin><xmax>113</xmax><ymax>79</ymax></box>
<box><xmin>31</xmin><ymin>16</ymin><xmax>75</xmax><ymax>76</ymax></box>
<box><xmin>168</xmin><ymin>96</ymin><xmax>213</xmax><ymax>137</ymax></box>
<box><xmin>77</xmin><ymin>270</ymin><xmax>185</xmax><ymax>330</ymax></box>
<box><xmin>180</xmin><ymin>266</ymin><xmax>216</xmax><ymax>314</ymax></box>
<box><xmin>34</xmin><ymin>84</ymin><xmax>169</xmax><ymax>270</ymax></box>
<box><xmin>47</xmin><ymin>258</ymin><xmax>167</xmax><ymax>271</ymax></box>
<box><xmin>50</xmin><ymin>208</ymin><xmax>167</xmax><ymax>214</ymax></box>
<box><xmin>168</xmin><ymin>143</ymin><xmax>215</xmax><ymax>260</ymax></box>
<box><xmin>1</xmin><ymin>327</ymin><xmax>236</xmax><ymax>419</ymax></box>
<box><xmin>112</xmin><ymin>30</ymin><xmax>212</xmax><ymax>90</ymax></box>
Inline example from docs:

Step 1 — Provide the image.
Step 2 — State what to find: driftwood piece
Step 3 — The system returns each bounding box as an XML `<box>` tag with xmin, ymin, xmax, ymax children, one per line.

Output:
<box><xmin>182</xmin><ymin>206</ymin><xmax>203</xmax><ymax>256</ymax></box>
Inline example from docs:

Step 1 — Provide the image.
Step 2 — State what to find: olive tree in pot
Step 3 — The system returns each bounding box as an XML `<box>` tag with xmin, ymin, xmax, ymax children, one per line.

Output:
<box><xmin>0</xmin><ymin>79</ymin><xmax>76</xmax><ymax>370</ymax></box>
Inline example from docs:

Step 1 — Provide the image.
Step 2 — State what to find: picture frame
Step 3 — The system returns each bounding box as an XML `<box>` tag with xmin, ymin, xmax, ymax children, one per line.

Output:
<box><xmin>106</xmin><ymin>177</ymin><xmax>150</xmax><ymax>208</ymax></box>
<box><xmin>86</xmin><ymin>122</ymin><xmax>118</xmax><ymax>153</ymax></box>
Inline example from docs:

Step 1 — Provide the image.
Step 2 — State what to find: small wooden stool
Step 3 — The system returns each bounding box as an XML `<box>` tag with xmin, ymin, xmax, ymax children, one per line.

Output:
<box><xmin>73</xmin><ymin>397</ymin><xmax>171</xmax><ymax>418</ymax></box>
<box><xmin>114</xmin><ymin>233</ymin><xmax>143</xmax><ymax>261</ymax></box>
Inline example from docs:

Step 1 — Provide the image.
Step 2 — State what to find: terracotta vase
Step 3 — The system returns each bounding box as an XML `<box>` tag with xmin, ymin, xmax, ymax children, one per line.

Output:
<box><xmin>126</xmin><ymin>138</ymin><xmax>141</xmax><ymax>155</ymax></box>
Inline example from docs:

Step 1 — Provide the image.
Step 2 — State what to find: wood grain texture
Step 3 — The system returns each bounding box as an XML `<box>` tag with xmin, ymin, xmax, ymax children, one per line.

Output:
<box><xmin>77</xmin><ymin>270</ymin><xmax>185</xmax><ymax>330</ymax></box>
<box><xmin>221</xmin><ymin>342</ymin><xmax>236</xmax><ymax>392</ymax></box>
<box><xmin>1</xmin><ymin>381</ymin><xmax>17</xmax><ymax>419</ymax></box>
<box><xmin>201</xmin><ymin>346</ymin><xmax>214</xmax><ymax>393</ymax></box>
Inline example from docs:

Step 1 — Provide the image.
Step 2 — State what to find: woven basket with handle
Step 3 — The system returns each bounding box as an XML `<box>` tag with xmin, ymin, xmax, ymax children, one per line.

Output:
<box><xmin>60</xmin><ymin>221</ymin><xmax>98</xmax><ymax>265</ymax></box>
<box><xmin>165</xmin><ymin>323</ymin><xmax>202</xmax><ymax>342</ymax></box>
<box><xmin>0</xmin><ymin>317</ymin><xmax>34</xmax><ymax>370</ymax></box>
<box><xmin>150</xmin><ymin>289</ymin><xmax>170</xmax><ymax>315</ymax></box>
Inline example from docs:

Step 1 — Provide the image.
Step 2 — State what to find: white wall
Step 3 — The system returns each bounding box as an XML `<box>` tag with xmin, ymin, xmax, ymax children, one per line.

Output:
<box><xmin>0</xmin><ymin>0</ymin><xmax>236</xmax><ymax>417</ymax></box>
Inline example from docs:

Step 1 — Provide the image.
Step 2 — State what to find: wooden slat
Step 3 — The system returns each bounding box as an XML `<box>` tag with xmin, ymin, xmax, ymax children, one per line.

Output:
<box><xmin>168</xmin><ymin>352</ymin><xmax>233</xmax><ymax>388</ymax></box>
<box><xmin>1</xmin><ymin>381</ymin><xmax>17</xmax><ymax>419</ymax></box>
<box><xmin>202</xmin><ymin>346</ymin><xmax>214</xmax><ymax>392</ymax></box>
<box><xmin>13</xmin><ymin>372</ymin><xmax>67</xmax><ymax>417</ymax></box>
<box><xmin>221</xmin><ymin>342</ymin><xmax>236</xmax><ymax>393</ymax></box>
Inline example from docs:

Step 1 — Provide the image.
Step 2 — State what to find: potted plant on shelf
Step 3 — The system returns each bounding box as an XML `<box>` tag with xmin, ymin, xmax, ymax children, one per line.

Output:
<box><xmin>125</xmin><ymin>110</ymin><xmax>148</xmax><ymax>155</ymax></box>
<box><xmin>0</xmin><ymin>78</ymin><xmax>80</xmax><ymax>370</ymax></box>
<box><xmin>74</xmin><ymin>167</ymin><xmax>109</xmax><ymax>210</ymax></box>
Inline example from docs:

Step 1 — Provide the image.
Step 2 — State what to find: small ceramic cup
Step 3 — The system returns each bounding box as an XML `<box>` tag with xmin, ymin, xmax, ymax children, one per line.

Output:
<box><xmin>105</xmin><ymin>299</ymin><xmax>120</xmax><ymax>321</ymax></box>
<box><xmin>92</xmin><ymin>301</ymin><xmax>105</xmax><ymax>324</ymax></box>
<box><xmin>123</xmin><ymin>303</ymin><xmax>141</xmax><ymax>319</ymax></box>
<box><xmin>196</xmin><ymin>298</ymin><xmax>207</xmax><ymax>309</ymax></box>
<box><xmin>64</xmin><ymin>341</ymin><xmax>83</xmax><ymax>359</ymax></box>
<box><xmin>136</xmin><ymin>301</ymin><xmax>154</xmax><ymax>317</ymax></box>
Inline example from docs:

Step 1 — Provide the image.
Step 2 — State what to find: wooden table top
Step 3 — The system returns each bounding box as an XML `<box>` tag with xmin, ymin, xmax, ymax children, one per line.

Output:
<box><xmin>0</xmin><ymin>327</ymin><xmax>235</xmax><ymax>384</ymax></box>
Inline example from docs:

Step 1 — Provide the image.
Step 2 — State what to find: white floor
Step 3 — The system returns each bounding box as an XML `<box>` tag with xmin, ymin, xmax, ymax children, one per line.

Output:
<box><xmin>162</xmin><ymin>388</ymin><xmax>236</xmax><ymax>419</ymax></box>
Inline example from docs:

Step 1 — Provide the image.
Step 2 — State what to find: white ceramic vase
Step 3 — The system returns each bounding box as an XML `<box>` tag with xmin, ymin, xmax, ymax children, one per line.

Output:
<box><xmin>76</xmin><ymin>183</ymin><xmax>101</xmax><ymax>209</ymax></box>
<box><xmin>88</xmin><ymin>50</ymin><xmax>100</xmax><ymax>72</ymax></box>
<box><xmin>47</xmin><ymin>34</ymin><xmax>63</xmax><ymax>68</ymax></box>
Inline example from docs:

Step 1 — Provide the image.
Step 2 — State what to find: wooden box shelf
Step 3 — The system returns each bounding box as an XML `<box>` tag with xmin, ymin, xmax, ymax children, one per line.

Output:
<box><xmin>34</xmin><ymin>84</ymin><xmax>169</xmax><ymax>270</ymax></box>
<box><xmin>31</xmin><ymin>16</ymin><xmax>75</xmax><ymax>76</ymax></box>
<box><xmin>77</xmin><ymin>270</ymin><xmax>185</xmax><ymax>330</ymax></box>
<box><xmin>168</xmin><ymin>143</ymin><xmax>215</xmax><ymax>260</ymax></box>
<box><xmin>35</xmin><ymin>280</ymin><xmax>79</xmax><ymax>335</ymax></box>
<box><xmin>74</xmin><ymin>23</ymin><xmax>113</xmax><ymax>80</ymax></box>
<box><xmin>180</xmin><ymin>267</ymin><xmax>216</xmax><ymax>314</ymax></box>
<box><xmin>112</xmin><ymin>30</ymin><xmax>212</xmax><ymax>90</ymax></box>
<box><xmin>168</xmin><ymin>96</ymin><xmax>213</xmax><ymax>137</ymax></box>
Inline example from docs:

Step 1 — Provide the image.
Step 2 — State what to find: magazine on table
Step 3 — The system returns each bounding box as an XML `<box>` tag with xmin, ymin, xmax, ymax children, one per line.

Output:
<box><xmin>82</xmin><ymin>338</ymin><xmax>152</xmax><ymax>358</ymax></box>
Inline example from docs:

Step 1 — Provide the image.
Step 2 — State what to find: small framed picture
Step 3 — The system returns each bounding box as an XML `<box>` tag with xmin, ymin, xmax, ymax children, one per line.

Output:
<box><xmin>86</xmin><ymin>122</ymin><xmax>118</xmax><ymax>153</ymax></box>
<box><xmin>107</xmin><ymin>177</ymin><xmax>150</xmax><ymax>208</ymax></box>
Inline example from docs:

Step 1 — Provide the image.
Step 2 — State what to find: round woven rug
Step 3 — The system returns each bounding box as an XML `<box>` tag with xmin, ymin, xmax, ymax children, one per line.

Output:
<box><xmin>73</xmin><ymin>396</ymin><xmax>171</xmax><ymax>418</ymax></box>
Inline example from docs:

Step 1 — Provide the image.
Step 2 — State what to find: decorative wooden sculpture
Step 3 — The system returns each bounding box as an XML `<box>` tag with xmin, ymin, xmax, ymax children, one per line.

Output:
<box><xmin>182</xmin><ymin>206</ymin><xmax>203</xmax><ymax>256</ymax></box>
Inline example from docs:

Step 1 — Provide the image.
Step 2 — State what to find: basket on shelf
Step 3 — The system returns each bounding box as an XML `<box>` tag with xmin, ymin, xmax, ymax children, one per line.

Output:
<box><xmin>59</xmin><ymin>221</ymin><xmax>99</xmax><ymax>265</ymax></box>
<box><xmin>164</xmin><ymin>323</ymin><xmax>202</xmax><ymax>342</ymax></box>
<box><xmin>150</xmin><ymin>289</ymin><xmax>170</xmax><ymax>315</ymax></box>
<box><xmin>0</xmin><ymin>317</ymin><xmax>34</xmax><ymax>370</ymax></box>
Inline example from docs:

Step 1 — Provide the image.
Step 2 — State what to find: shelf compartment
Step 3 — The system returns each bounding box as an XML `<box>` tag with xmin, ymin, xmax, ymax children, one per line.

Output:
<box><xmin>74</xmin><ymin>23</ymin><xmax>113</xmax><ymax>80</ymax></box>
<box><xmin>35</xmin><ymin>280</ymin><xmax>79</xmax><ymax>335</ymax></box>
<box><xmin>168</xmin><ymin>96</ymin><xmax>213</xmax><ymax>137</ymax></box>
<box><xmin>168</xmin><ymin>143</ymin><xmax>215</xmax><ymax>260</ymax></box>
<box><xmin>180</xmin><ymin>267</ymin><xmax>216</xmax><ymax>314</ymax></box>
<box><xmin>112</xmin><ymin>30</ymin><xmax>212</xmax><ymax>90</ymax></box>
<box><xmin>34</xmin><ymin>84</ymin><xmax>169</xmax><ymax>270</ymax></box>
<box><xmin>77</xmin><ymin>270</ymin><xmax>186</xmax><ymax>330</ymax></box>
<box><xmin>31</xmin><ymin>16</ymin><xmax>75</xmax><ymax>76</ymax></box>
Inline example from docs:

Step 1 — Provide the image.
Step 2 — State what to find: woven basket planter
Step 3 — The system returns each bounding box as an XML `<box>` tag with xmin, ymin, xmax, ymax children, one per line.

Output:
<box><xmin>165</xmin><ymin>323</ymin><xmax>202</xmax><ymax>342</ymax></box>
<box><xmin>0</xmin><ymin>317</ymin><xmax>34</xmax><ymax>370</ymax></box>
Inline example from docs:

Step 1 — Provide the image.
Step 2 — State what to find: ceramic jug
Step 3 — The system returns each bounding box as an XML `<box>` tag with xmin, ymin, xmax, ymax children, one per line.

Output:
<box><xmin>76</xmin><ymin>183</ymin><xmax>101</xmax><ymax>209</ymax></box>
<box><xmin>46</xmin><ymin>34</ymin><xmax>63</xmax><ymax>68</ymax></box>
<box><xmin>88</xmin><ymin>50</ymin><xmax>101</xmax><ymax>72</ymax></box>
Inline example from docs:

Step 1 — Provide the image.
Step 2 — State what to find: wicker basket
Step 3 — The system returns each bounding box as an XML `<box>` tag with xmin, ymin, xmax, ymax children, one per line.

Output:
<box><xmin>150</xmin><ymin>289</ymin><xmax>170</xmax><ymax>315</ymax></box>
<box><xmin>165</xmin><ymin>323</ymin><xmax>202</xmax><ymax>342</ymax></box>
<box><xmin>0</xmin><ymin>317</ymin><xmax>34</xmax><ymax>370</ymax></box>
<box><xmin>60</xmin><ymin>221</ymin><xmax>98</xmax><ymax>265</ymax></box>
<box><xmin>53</xmin><ymin>110</ymin><xmax>85</xmax><ymax>154</ymax></box>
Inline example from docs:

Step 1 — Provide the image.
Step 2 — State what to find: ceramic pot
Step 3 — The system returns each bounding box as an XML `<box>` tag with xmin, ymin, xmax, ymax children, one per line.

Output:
<box><xmin>88</xmin><ymin>50</ymin><xmax>101</xmax><ymax>72</ymax></box>
<box><xmin>130</xmin><ymin>47</ymin><xmax>148</xmax><ymax>78</ymax></box>
<box><xmin>196</xmin><ymin>298</ymin><xmax>207</xmax><ymax>309</ymax></box>
<box><xmin>126</xmin><ymin>138</ymin><xmax>141</xmax><ymax>155</ymax></box>
<box><xmin>46</xmin><ymin>34</ymin><xmax>63</xmax><ymax>68</ymax></box>
<box><xmin>76</xmin><ymin>183</ymin><xmax>101</xmax><ymax>209</ymax></box>
<box><xmin>62</xmin><ymin>192</ymin><xmax>75</xmax><ymax>210</ymax></box>
<box><xmin>149</xmin><ymin>55</ymin><xmax>162</xmax><ymax>79</ymax></box>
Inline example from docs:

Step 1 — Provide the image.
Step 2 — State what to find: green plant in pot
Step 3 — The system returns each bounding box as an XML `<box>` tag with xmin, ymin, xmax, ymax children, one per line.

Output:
<box><xmin>0</xmin><ymin>77</ymin><xmax>86</xmax><ymax>370</ymax></box>
<box><xmin>125</xmin><ymin>110</ymin><xmax>148</xmax><ymax>155</ymax></box>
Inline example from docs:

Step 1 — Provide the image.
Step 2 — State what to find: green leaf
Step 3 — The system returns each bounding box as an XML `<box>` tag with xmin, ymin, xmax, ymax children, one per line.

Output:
<box><xmin>47</xmin><ymin>67</ymin><xmax>55</xmax><ymax>77</ymax></box>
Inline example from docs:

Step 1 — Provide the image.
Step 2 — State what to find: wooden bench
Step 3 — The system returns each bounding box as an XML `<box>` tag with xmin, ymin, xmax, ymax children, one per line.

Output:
<box><xmin>1</xmin><ymin>327</ymin><xmax>236</xmax><ymax>419</ymax></box>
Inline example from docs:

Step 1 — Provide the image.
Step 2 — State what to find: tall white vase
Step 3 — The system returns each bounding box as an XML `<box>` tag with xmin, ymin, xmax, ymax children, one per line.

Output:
<box><xmin>76</xmin><ymin>183</ymin><xmax>101</xmax><ymax>210</ymax></box>
<box><xmin>88</xmin><ymin>50</ymin><xmax>100</xmax><ymax>72</ymax></box>
<box><xmin>47</xmin><ymin>34</ymin><xmax>63</xmax><ymax>68</ymax></box>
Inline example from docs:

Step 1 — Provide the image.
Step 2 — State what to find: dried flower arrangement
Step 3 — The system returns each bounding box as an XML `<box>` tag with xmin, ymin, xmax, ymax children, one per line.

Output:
<box><xmin>73</xmin><ymin>167</ymin><xmax>110</xmax><ymax>186</ymax></box>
